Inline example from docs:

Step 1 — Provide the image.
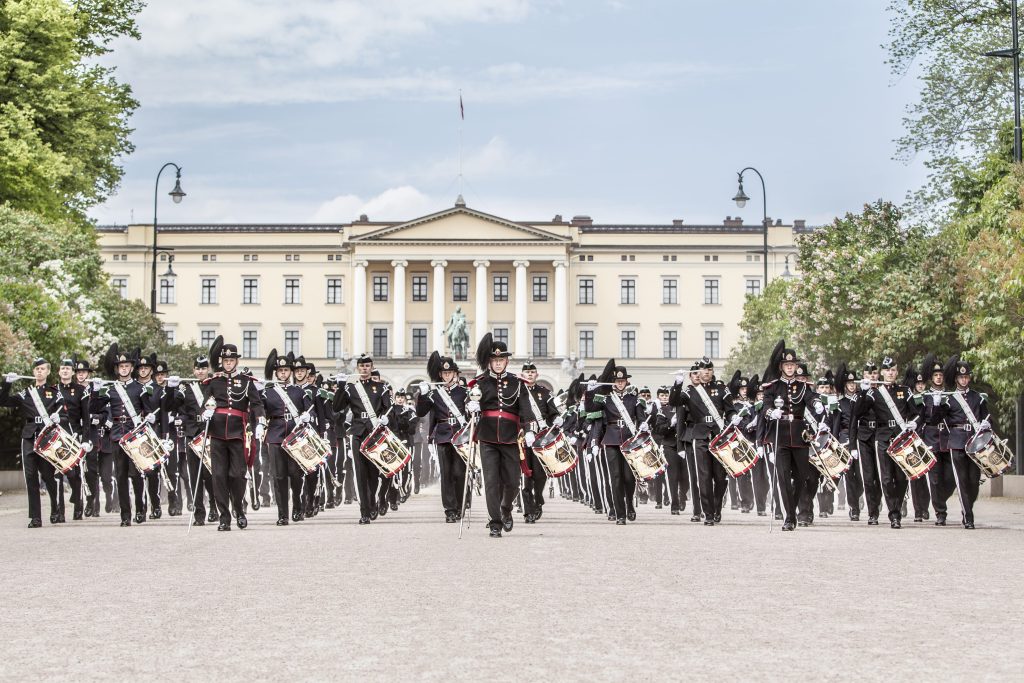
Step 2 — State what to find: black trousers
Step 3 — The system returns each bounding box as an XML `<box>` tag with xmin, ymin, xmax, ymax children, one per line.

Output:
<box><xmin>586</xmin><ymin>447</ymin><xmax>603</xmax><ymax>511</ymax></box>
<box><xmin>437</xmin><ymin>442</ymin><xmax>467</xmax><ymax>515</ymax></box>
<box><xmin>858</xmin><ymin>436</ymin><xmax>883</xmax><ymax>517</ymax></box>
<box><xmin>951</xmin><ymin>450</ymin><xmax>981</xmax><ymax>524</ymax></box>
<box><xmin>270</xmin><ymin>443</ymin><xmax>305</xmax><ymax>520</ymax></box>
<box><xmin>844</xmin><ymin>455</ymin><xmax>864</xmax><ymax>513</ymax></box>
<box><xmin>775</xmin><ymin>443</ymin><xmax>811</xmax><ymax>525</ymax></box>
<box><xmin>352</xmin><ymin>444</ymin><xmax>379</xmax><ymax>518</ymax></box>
<box><xmin>681</xmin><ymin>440</ymin><xmax>701</xmax><ymax>517</ymax></box>
<box><xmin>56</xmin><ymin>464</ymin><xmax>83</xmax><ymax>517</ymax></box>
<box><xmin>479</xmin><ymin>441</ymin><xmax>519</xmax><ymax>530</ymax></box>
<box><xmin>184</xmin><ymin>448</ymin><xmax>213</xmax><ymax>522</ymax></box>
<box><xmin>928</xmin><ymin>451</ymin><xmax>956</xmax><ymax>517</ymax></box>
<box><xmin>817</xmin><ymin>484</ymin><xmax>834</xmax><ymax>514</ymax></box>
<box><xmin>522</xmin><ymin>448</ymin><xmax>548</xmax><ymax>516</ymax></box>
<box><xmin>114</xmin><ymin>450</ymin><xmax>146</xmax><ymax>521</ymax></box>
<box><xmin>874</xmin><ymin>438</ymin><xmax>908</xmax><ymax>521</ymax></box>
<box><xmin>663</xmin><ymin>441</ymin><xmax>686</xmax><ymax>510</ymax></box>
<box><xmin>727</xmin><ymin>477</ymin><xmax>740</xmax><ymax>509</ymax></box>
<box><xmin>693</xmin><ymin>439</ymin><xmax>727</xmax><ymax>518</ymax></box>
<box><xmin>797</xmin><ymin>468</ymin><xmax>821</xmax><ymax>522</ymax></box>
<box><xmin>749</xmin><ymin>456</ymin><xmax>770</xmax><ymax>514</ymax></box>
<box><xmin>210</xmin><ymin>438</ymin><xmax>247</xmax><ymax>524</ymax></box>
<box><xmin>603</xmin><ymin>446</ymin><xmax>637</xmax><ymax>521</ymax></box>
<box><xmin>910</xmin><ymin>475</ymin><xmax>931</xmax><ymax>517</ymax></box>
<box><xmin>21</xmin><ymin>440</ymin><xmax>59</xmax><ymax>521</ymax></box>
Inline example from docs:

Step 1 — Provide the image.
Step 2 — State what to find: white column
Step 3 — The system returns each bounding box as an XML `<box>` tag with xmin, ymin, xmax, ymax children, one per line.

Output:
<box><xmin>514</xmin><ymin>259</ymin><xmax>529</xmax><ymax>357</ymax></box>
<box><xmin>431</xmin><ymin>259</ymin><xmax>447</xmax><ymax>352</ymax></box>
<box><xmin>473</xmin><ymin>259</ymin><xmax>489</xmax><ymax>341</ymax></box>
<box><xmin>553</xmin><ymin>259</ymin><xmax>568</xmax><ymax>357</ymax></box>
<box><xmin>352</xmin><ymin>259</ymin><xmax>367</xmax><ymax>354</ymax></box>
<box><xmin>391</xmin><ymin>260</ymin><xmax>407</xmax><ymax>358</ymax></box>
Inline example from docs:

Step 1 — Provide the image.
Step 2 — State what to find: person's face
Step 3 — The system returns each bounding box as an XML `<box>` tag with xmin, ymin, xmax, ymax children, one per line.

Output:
<box><xmin>194</xmin><ymin>366</ymin><xmax>209</xmax><ymax>380</ymax></box>
<box><xmin>882</xmin><ymin>367</ymin><xmax>897</xmax><ymax>383</ymax></box>
<box><xmin>915</xmin><ymin>380</ymin><xmax>926</xmax><ymax>393</ymax></box>
<box><xmin>489</xmin><ymin>357</ymin><xmax>508</xmax><ymax>374</ymax></box>
<box><xmin>956</xmin><ymin>374</ymin><xmax>970</xmax><ymax>389</ymax></box>
<box><xmin>33</xmin><ymin>364</ymin><xmax>49</xmax><ymax>383</ymax></box>
<box><xmin>357</xmin><ymin>362</ymin><xmax>372</xmax><ymax>379</ymax></box>
<box><xmin>396</xmin><ymin>395</ymin><xmax>406</xmax><ymax>405</ymax></box>
<box><xmin>870</xmin><ymin>369</ymin><xmax>880</xmax><ymax>381</ymax></box>
<box><xmin>932</xmin><ymin>371</ymin><xmax>944</xmax><ymax>387</ymax></box>
<box><xmin>738</xmin><ymin>386</ymin><xmax>748</xmax><ymax>400</ymax></box>
<box><xmin>756</xmin><ymin>390</ymin><xmax>764</xmax><ymax>402</ymax></box>
<box><xmin>58</xmin><ymin>366</ymin><xmax>73</xmax><ymax>382</ymax></box>
<box><xmin>275</xmin><ymin>367</ymin><xmax>292</xmax><ymax>383</ymax></box>
<box><xmin>117</xmin><ymin>362</ymin><xmax>133</xmax><ymax>379</ymax></box>
<box><xmin>137</xmin><ymin>366</ymin><xmax>152</xmax><ymax>381</ymax></box>
<box><xmin>222</xmin><ymin>357</ymin><xmax>238</xmax><ymax>373</ymax></box>
<box><xmin>700</xmin><ymin>368</ymin><xmax>713</xmax><ymax>382</ymax></box>
<box><xmin>614</xmin><ymin>378</ymin><xmax>627</xmax><ymax>392</ymax></box>
<box><xmin>293</xmin><ymin>367</ymin><xmax>308</xmax><ymax>382</ymax></box>
<box><xmin>816</xmin><ymin>384</ymin><xmax>831</xmax><ymax>395</ymax></box>
<box><xmin>845</xmin><ymin>381</ymin><xmax>857</xmax><ymax>395</ymax></box>
<box><xmin>689</xmin><ymin>371</ymin><xmax>700</xmax><ymax>385</ymax></box>
<box><xmin>523</xmin><ymin>368</ymin><xmax>538</xmax><ymax>383</ymax></box>
<box><xmin>156</xmin><ymin>372</ymin><xmax>167</xmax><ymax>386</ymax></box>
<box><xmin>657</xmin><ymin>391</ymin><xmax>669</xmax><ymax>403</ymax></box>
<box><xmin>75</xmin><ymin>370</ymin><xmax>90</xmax><ymax>384</ymax></box>
<box><xmin>441</xmin><ymin>369</ymin><xmax>456</xmax><ymax>385</ymax></box>
<box><xmin>781</xmin><ymin>361</ymin><xmax>797</xmax><ymax>378</ymax></box>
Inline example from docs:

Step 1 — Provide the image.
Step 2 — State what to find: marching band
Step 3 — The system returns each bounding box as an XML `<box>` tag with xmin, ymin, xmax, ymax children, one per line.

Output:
<box><xmin>0</xmin><ymin>335</ymin><xmax>1014</xmax><ymax>536</ymax></box>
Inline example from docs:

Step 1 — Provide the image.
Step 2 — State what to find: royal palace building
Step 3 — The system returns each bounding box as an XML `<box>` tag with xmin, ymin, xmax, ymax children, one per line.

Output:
<box><xmin>96</xmin><ymin>198</ymin><xmax>807</xmax><ymax>389</ymax></box>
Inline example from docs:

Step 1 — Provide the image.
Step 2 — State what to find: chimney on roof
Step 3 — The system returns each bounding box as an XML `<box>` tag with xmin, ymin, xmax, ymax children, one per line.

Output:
<box><xmin>793</xmin><ymin>219</ymin><xmax>806</xmax><ymax>229</ymax></box>
<box><xmin>723</xmin><ymin>216</ymin><xmax>743</xmax><ymax>228</ymax></box>
<box><xmin>570</xmin><ymin>215</ymin><xmax>593</xmax><ymax>227</ymax></box>
<box><xmin>552</xmin><ymin>214</ymin><xmax>562</xmax><ymax>223</ymax></box>
<box><xmin>775</xmin><ymin>219</ymin><xmax>782</xmax><ymax>226</ymax></box>
<box><xmin>357</xmin><ymin>214</ymin><xmax>368</xmax><ymax>223</ymax></box>
<box><xmin>672</xmin><ymin>219</ymin><xmax>684</xmax><ymax>226</ymax></box>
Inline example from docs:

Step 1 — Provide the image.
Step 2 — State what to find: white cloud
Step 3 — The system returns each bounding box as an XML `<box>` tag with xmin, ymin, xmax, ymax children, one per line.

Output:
<box><xmin>311</xmin><ymin>186</ymin><xmax>436</xmax><ymax>222</ymax></box>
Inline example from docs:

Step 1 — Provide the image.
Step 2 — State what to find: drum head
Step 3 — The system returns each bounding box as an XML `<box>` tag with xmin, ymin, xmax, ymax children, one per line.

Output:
<box><xmin>814</xmin><ymin>432</ymin><xmax>831</xmax><ymax>449</ymax></box>
<box><xmin>537</xmin><ymin>427</ymin><xmax>560</xmax><ymax>449</ymax></box>
<box><xmin>967</xmin><ymin>430</ymin><xmax>993</xmax><ymax>455</ymax></box>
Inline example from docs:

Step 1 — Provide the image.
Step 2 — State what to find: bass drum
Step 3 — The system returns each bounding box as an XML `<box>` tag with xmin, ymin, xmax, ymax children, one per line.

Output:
<box><xmin>965</xmin><ymin>429</ymin><xmax>1014</xmax><ymax>478</ymax></box>
<box><xmin>886</xmin><ymin>429</ymin><xmax>937</xmax><ymax>480</ymax></box>
<box><xmin>620</xmin><ymin>431</ymin><xmax>667</xmax><ymax>481</ymax></box>
<box><xmin>708</xmin><ymin>425</ymin><xmax>759</xmax><ymax>478</ymax></box>
<box><xmin>531</xmin><ymin>426</ymin><xmax>578</xmax><ymax>478</ymax></box>
<box><xmin>361</xmin><ymin>424</ymin><xmax>411</xmax><ymax>478</ymax></box>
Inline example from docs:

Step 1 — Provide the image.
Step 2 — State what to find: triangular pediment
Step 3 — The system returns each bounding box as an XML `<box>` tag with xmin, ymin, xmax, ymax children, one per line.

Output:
<box><xmin>350</xmin><ymin>206</ymin><xmax>569</xmax><ymax>244</ymax></box>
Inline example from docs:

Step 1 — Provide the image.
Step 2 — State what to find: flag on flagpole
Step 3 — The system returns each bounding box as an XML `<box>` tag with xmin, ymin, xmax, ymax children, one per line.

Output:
<box><xmin>459</xmin><ymin>93</ymin><xmax>464</xmax><ymax>120</ymax></box>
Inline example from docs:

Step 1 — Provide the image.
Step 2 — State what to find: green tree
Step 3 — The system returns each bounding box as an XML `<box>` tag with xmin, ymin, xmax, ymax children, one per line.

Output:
<box><xmin>727</xmin><ymin>278</ymin><xmax>795</xmax><ymax>378</ymax></box>
<box><xmin>0</xmin><ymin>0</ymin><xmax>141</xmax><ymax>223</ymax></box>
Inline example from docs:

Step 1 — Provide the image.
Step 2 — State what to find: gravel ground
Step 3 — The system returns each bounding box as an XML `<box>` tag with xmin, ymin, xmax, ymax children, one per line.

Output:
<box><xmin>0</xmin><ymin>483</ymin><xmax>1022</xmax><ymax>681</ymax></box>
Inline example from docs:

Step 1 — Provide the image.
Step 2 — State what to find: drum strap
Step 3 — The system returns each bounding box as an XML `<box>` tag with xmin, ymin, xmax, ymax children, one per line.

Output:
<box><xmin>609</xmin><ymin>392</ymin><xmax>637</xmax><ymax>436</ymax></box>
<box><xmin>694</xmin><ymin>385</ymin><xmax>724</xmax><ymax>431</ymax></box>
<box><xmin>113</xmin><ymin>381</ymin><xmax>142</xmax><ymax>427</ymax></box>
<box><xmin>525</xmin><ymin>386</ymin><xmax>548</xmax><ymax>431</ymax></box>
<box><xmin>436</xmin><ymin>386</ymin><xmax>466</xmax><ymax>428</ymax></box>
<box><xmin>876</xmin><ymin>385</ymin><xmax>907</xmax><ymax>431</ymax></box>
<box><xmin>189</xmin><ymin>383</ymin><xmax>204</xmax><ymax>410</ymax></box>
<box><xmin>273</xmin><ymin>385</ymin><xmax>301</xmax><ymax>420</ymax></box>
<box><xmin>351</xmin><ymin>381</ymin><xmax>378</xmax><ymax>421</ymax></box>
<box><xmin>803</xmin><ymin>409</ymin><xmax>820</xmax><ymax>432</ymax></box>
<box><xmin>950</xmin><ymin>391</ymin><xmax>981</xmax><ymax>430</ymax></box>
<box><xmin>28</xmin><ymin>387</ymin><xmax>51</xmax><ymax>425</ymax></box>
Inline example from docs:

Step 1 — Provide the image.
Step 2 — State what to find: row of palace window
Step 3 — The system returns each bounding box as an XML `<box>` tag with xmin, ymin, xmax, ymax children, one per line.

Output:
<box><xmin>114</xmin><ymin>274</ymin><xmax>761</xmax><ymax>308</ymax></box>
<box><xmin>173</xmin><ymin>327</ymin><xmax>720</xmax><ymax>361</ymax></box>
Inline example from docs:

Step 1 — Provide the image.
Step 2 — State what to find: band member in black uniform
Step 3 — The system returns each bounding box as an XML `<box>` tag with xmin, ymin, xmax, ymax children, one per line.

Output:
<box><xmin>654</xmin><ymin>385</ymin><xmax>686</xmax><ymax>514</ymax></box>
<box><xmin>466</xmin><ymin>334</ymin><xmax>537</xmax><ymax>537</ymax></box>
<box><xmin>943</xmin><ymin>359</ymin><xmax>988</xmax><ymax>529</ymax></box>
<box><xmin>670</xmin><ymin>357</ymin><xmax>736</xmax><ymax>526</ymax></box>
<box><xmin>202</xmin><ymin>338</ymin><xmax>266</xmax><ymax>531</ymax></box>
<box><xmin>389</xmin><ymin>389</ymin><xmax>418</xmax><ymax>508</ymax></box>
<box><xmin>166</xmin><ymin>356</ymin><xmax>216</xmax><ymax>525</ymax></box>
<box><xmin>77</xmin><ymin>360</ymin><xmax>108</xmax><ymax>517</ymax></box>
<box><xmin>416</xmin><ymin>352</ymin><xmax>469</xmax><ymax>522</ymax></box>
<box><xmin>54</xmin><ymin>358</ymin><xmax>88</xmax><ymax>520</ymax></box>
<box><xmin>853</xmin><ymin>361</ymin><xmax>883</xmax><ymax>525</ymax></box>
<box><xmin>520</xmin><ymin>361</ymin><xmax>559</xmax><ymax>523</ymax></box>
<box><xmin>134</xmin><ymin>353</ymin><xmax>163</xmax><ymax>518</ymax></box>
<box><xmin>727</xmin><ymin>371</ymin><xmax>757</xmax><ymax>514</ymax></box>
<box><xmin>585</xmin><ymin>361</ymin><xmax>647</xmax><ymax>526</ymax></box>
<box><xmin>834</xmin><ymin>365</ymin><xmax>863</xmax><ymax>521</ymax></box>
<box><xmin>918</xmin><ymin>355</ymin><xmax>953</xmax><ymax>525</ymax></box>
<box><xmin>102</xmin><ymin>345</ymin><xmax>150</xmax><ymax>526</ymax></box>
<box><xmin>813</xmin><ymin>372</ymin><xmax>838</xmax><ymax>519</ymax></box>
<box><xmin>760</xmin><ymin>343</ymin><xmax>825</xmax><ymax>531</ymax></box>
<box><xmin>1</xmin><ymin>360</ymin><xmax>67</xmax><ymax>527</ymax></box>
<box><xmin>906</xmin><ymin>365</ymin><xmax>932</xmax><ymax>522</ymax></box>
<box><xmin>851</xmin><ymin>356</ymin><xmax>919</xmax><ymax>529</ymax></box>
<box><xmin>580</xmin><ymin>375</ymin><xmax>607</xmax><ymax>516</ymax></box>
<box><xmin>261</xmin><ymin>350</ymin><xmax>313</xmax><ymax>525</ymax></box>
<box><xmin>677</xmin><ymin>363</ymin><xmax>702</xmax><ymax>522</ymax></box>
<box><xmin>332</xmin><ymin>354</ymin><xmax>393</xmax><ymax>525</ymax></box>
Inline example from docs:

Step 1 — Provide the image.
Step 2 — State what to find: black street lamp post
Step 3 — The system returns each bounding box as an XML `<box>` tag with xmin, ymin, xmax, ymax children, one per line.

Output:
<box><xmin>984</xmin><ymin>0</ymin><xmax>1021</xmax><ymax>162</ymax></box>
<box><xmin>152</xmin><ymin>163</ymin><xmax>186</xmax><ymax>314</ymax></box>
<box><xmin>732</xmin><ymin>167</ymin><xmax>769</xmax><ymax>288</ymax></box>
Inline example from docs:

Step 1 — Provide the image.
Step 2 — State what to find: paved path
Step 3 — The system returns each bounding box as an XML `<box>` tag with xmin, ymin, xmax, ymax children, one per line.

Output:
<box><xmin>1</xmin><ymin>485</ymin><xmax>1022</xmax><ymax>681</ymax></box>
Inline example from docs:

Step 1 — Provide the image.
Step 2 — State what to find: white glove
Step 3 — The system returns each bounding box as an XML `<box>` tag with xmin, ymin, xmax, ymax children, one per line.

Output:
<box><xmin>524</xmin><ymin>431</ymin><xmax>536</xmax><ymax>447</ymax></box>
<box><xmin>296</xmin><ymin>412</ymin><xmax>312</xmax><ymax>425</ymax></box>
<box><xmin>769</xmin><ymin>407</ymin><xmax>783</xmax><ymax>420</ymax></box>
<box><xmin>813</xmin><ymin>400</ymin><xmax>825</xmax><ymax>415</ymax></box>
<box><xmin>587</xmin><ymin>379</ymin><xmax>598</xmax><ymax>392</ymax></box>
<box><xmin>674</xmin><ymin>370</ymin><xmax>685</xmax><ymax>385</ymax></box>
<box><xmin>4</xmin><ymin>372</ymin><xmax>19</xmax><ymax>383</ymax></box>
<box><xmin>48</xmin><ymin>411</ymin><xmax>61</xmax><ymax>424</ymax></box>
<box><xmin>585</xmin><ymin>448</ymin><xmax>593</xmax><ymax>463</ymax></box>
<box><xmin>418</xmin><ymin>381</ymin><xmax>429</xmax><ymax>395</ymax></box>
<box><xmin>748</xmin><ymin>415</ymin><xmax>758</xmax><ymax>429</ymax></box>
<box><xmin>569</xmin><ymin>436</ymin><xmax>578</xmax><ymax>446</ymax></box>
<box><xmin>253</xmin><ymin>379</ymin><xmax>265</xmax><ymax>391</ymax></box>
<box><xmin>756</xmin><ymin>446</ymin><xmax>764</xmax><ymax>460</ymax></box>
<box><xmin>379</xmin><ymin>414</ymin><xmax>389</xmax><ymax>427</ymax></box>
<box><xmin>817</xmin><ymin>420</ymin><xmax>830</xmax><ymax>434</ymax></box>
<box><xmin>82</xmin><ymin>441</ymin><xmax>93</xmax><ymax>453</ymax></box>
<box><xmin>201</xmin><ymin>408</ymin><xmax>214</xmax><ymax>422</ymax></box>
<box><xmin>104</xmin><ymin>419</ymin><xmax>113</xmax><ymax>429</ymax></box>
<box><xmin>552</xmin><ymin>415</ymin><xmax>564</xmax><ymax>427</ymax></box>
<box><xmin>860</xmin><ymin>379</ymin><xmax>871</xmax><ymax>391</ymax></box>
<box><xmin>766</xmin><ymin>448</ymin><xmax>776</xmax><ymax>465</ymax></box>
<box><xmin>92</xmin><ymin>378</ymin><xmax>106</xmax><ymax>388</ymax></box>
<box><xmin>466</xmin><ymin>400</ymin><xmax>480</xmax><ymax>413</ymax></box>
<box><xmin>979</xmin><ymin>419</ymin><xmax>991</xmax><ymax>431</ymax></box>
<box><xmin>145</xmin><ymin>413</ymin><xmax>156</xmax><ymax>425</ymax></box>
<box><xmin>639</xmin><ymin>422</ymin><xmax>650</xmax><ymax>433</ymax></box>
<box><xmin>905</xmin><ymin>418</ymin><xmax>917</xmax><ymax>431</ymax></box>
<box><xmin>167</xmin><ymin>375</ymin><xmax>180</xmax><ymax>388</ymax></box>
<box><xmin>254</xmin><ymin>424</ymin><xmax>266</xmax><ymax>441</ymax></box>
<box><xmin>161</xmin><ymin>439</ymin><xmax>174</xmax><ymax>453</ymax></box>
<box><xmin>932</xmin><ymin>392</ymin><xmax>942</xmax><ymax>406</ymax></box>
<box><xmin>730</xmin><ymin>414</ymin><xmax>743</xmax><ymax>426</ymax></box>
<box><xmin>850</xmin><ymin>449</ymin><xmax>859</xmax><ymax>460</ymax></box>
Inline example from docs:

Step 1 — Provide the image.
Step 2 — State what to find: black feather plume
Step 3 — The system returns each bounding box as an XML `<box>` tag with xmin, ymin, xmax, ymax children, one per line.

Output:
<box><xmin>762</xmin><ymin>339</ymin><xmax>786</xmax><ymax>384</ymax></box>
<box><xmin>942</xmin><ymin>354</ymin><xmax>959</xmax><ymax>391</ymax></box>
<box><xmin>598</xmin><ymin>358</ymin><xmax>616</xmax><ymax>383</ymax></box>
<box><xmin>427</xmin><ymin>350</ymin><xmax>443</xmax><ymax>383</ymax></box>
<box><xmin>264</xmin><ymin>348</ymin><xmax>278</xmax><ymax>380</ymax></box>
<box><xmin>475</xmin><ymin>333</ymin><xmax>493</xmax><ymax>372</ymax></box>
<box><xmin>209</xmin><ymin>335</ymin><xmax>224</xmax><ymax>373</ymax></box>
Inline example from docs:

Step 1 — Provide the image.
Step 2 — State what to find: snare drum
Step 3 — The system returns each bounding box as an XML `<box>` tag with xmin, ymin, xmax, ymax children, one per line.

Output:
<box><xmin>451</xmin><ymin>423</ymin><xmax>474</xmax><ymax>466</ymax></box>
<box><xmin>708</xmin><ymin>425</ymin><xmax>759</xmax><ymax>478</ymax></box>
<box><xmin>188</xmin><ymin>433</ymin><xmax>213</xmax><ymax>474</ymax></box>
<box><xmin>620</xmin><ymin>431</ymin><xmax>668</xmax><ymax>481</ymax></box>
<box><xmin>886</xmin><ymin>429</ymin><xmax>937</xmax><ymax>480</ymax></box>
<box><xmin>361</xmin><ymin>424</ymin><xmax>411</xmax><ymax>478</ymax></box>
<box><xmin>965</xmin><ymin>429</ymin><xmax>1014</xmax><ymax>478</ymax></box>
<box><xmin>807</xmin><ymin>432</ymin><xmax>853</xmax><ymax>483</ymax></box>
<box><xmin>119</xmin><ymin>423</ymin><xmax>169</xmax><ymax>474</ymax></box>
<box><xmin>281</xmin><ymin>423</ymin><xmax>331</xmax><ymax>474</ymax></box>
<box><xmin>33</xmin><ymin>424</ymin><xmax>85</xmax><ymax>474</ymax></box>
<box><xmin>531</xmin><ymin>426</ymin><xmax>578</xmax><ymax>478</ymax></box>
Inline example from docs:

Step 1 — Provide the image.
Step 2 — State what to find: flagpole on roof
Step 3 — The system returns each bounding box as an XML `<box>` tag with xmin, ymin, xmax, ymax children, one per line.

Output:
<box><xmin>458</xmin><ymin>89</ymin><xmax>464</xmax><ymax>198</ymax></box>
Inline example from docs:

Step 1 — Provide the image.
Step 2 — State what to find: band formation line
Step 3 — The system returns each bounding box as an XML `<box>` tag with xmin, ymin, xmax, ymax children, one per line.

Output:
<box><xmin>2</xmin><ymin>334</ymin><xmax>1014</xmax><ymax>536</ymax></box>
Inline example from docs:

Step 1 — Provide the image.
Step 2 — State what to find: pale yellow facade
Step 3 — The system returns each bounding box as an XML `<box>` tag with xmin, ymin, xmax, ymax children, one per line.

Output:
<box><xmin>97</xmin><ymin>200</ymin><xmax>803</xmax><ymax>390</ymax></box>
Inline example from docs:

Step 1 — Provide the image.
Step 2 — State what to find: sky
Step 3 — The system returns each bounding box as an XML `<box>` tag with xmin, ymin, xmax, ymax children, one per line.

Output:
<box><xmin>88</xmin><ymin>0</ymin><xmax>929</xmax><ymax>228</ymax></box>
